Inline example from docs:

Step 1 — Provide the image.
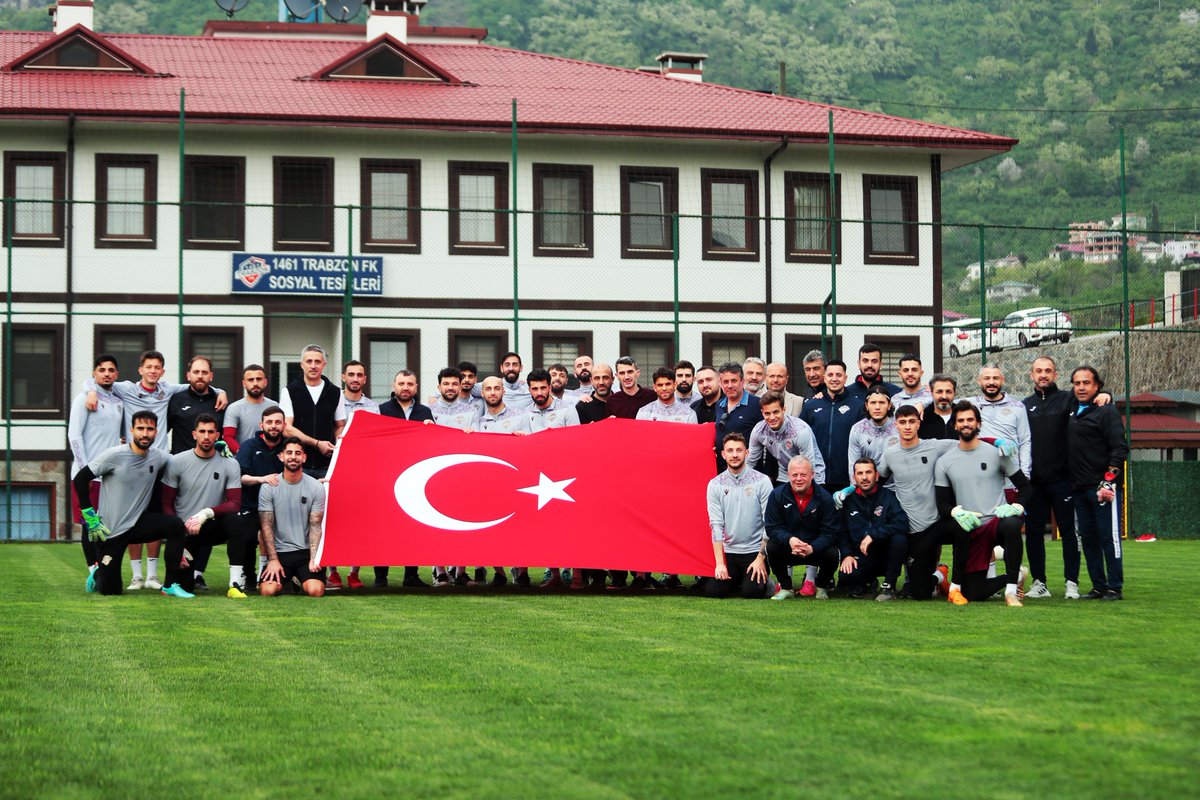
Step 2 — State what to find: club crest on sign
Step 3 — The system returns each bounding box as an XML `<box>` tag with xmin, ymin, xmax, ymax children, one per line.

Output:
<box><xmin>235</xmin><ymin>256</ymin><xmax>270</xmax><ymax>288</ymax></box>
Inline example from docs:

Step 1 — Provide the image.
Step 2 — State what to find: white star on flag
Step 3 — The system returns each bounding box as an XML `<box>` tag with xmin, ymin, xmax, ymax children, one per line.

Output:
<box><xmin>516</xmin><ymin>473</ymin><xmax>576</xmax><ymax>510</ymax></box>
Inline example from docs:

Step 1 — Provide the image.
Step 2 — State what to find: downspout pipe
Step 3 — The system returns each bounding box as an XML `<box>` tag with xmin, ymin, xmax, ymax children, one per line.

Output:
<box><xmin>763</xmin><ymin>137</ymin><xmax>788</xmax><ymax>363</ymax></box>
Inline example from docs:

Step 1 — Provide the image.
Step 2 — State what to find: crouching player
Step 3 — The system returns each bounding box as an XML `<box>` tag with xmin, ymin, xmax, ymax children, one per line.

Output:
<box><xmin>837</xmin><ymin>458</ymin><xmax>909</xmax><ymax>601</ymax></box>
<box><xmin>705</xmin><ymin>433</ymin><xmax>773</xmax><ymax>598</ymax></box>
<box><xmin>934</xmin><ymin>401</ymin><xmax>1032</xmax><ymax>606</ymax></box>
<box><xmin>764</xmin><ymin>455</ymin><xmax>841</xmax><ymax>600</ymax></box>
<box><xmin>258</xmin><ymin>437</ymin><xmax>326</xmax><ymax>598</ymax></box>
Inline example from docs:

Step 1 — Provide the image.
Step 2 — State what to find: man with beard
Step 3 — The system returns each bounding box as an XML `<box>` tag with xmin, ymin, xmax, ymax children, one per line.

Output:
<box><xmin>918</xmin><ymin>374</ymin><xmax>960</xmax><ymax>440</ymax></box>
<box><xmin>743</xmin><ymin>357</ymin><xmax>767</xmax><ymax>396</ymax></box>
<box><xmin>222</xmin><ymin>364</ymin><xmax>275</xmax><ymax>455</ymax></box>
<box><xmin>528</xmin><ymin>369</ymin><xmax>580</xmax><ymax>431</ymax></box>
<box><xmin>801</xmin><ymin>350</ymin><xmax>827</xmax><ymax>400</ymax></box>
<box><xmin>636</xmin><ymin>368</ymin><xmax>698</xmax><ymax>424</ymax></box>
<box><xmin>496</xmin><ymin>352</ymin><xmax>534</xmax><ymax>411</ymax></box>
<box><xmin>69</xmin><ymin>354</ymin><xmax>123</xmax><ymax>582</ymax></box>
<box><xmin>167</xmin><ymin>356</ymin><xmax>227</xmax><ymax>454</ymax></box>
<box><xmin>847</xmin><ymin>387</ymin><xmax>900</xmax><ymax>488</ymax></box>
<box><xmin>690</xmin><ymin>366</ymin><xmax>722</xmax><ymax>425</ymax></box>
<box><xmin>606</xmin><ymin>356</ymin><xmax>657</xmax><ymax>419</ymax></box>
<box><xmin>764</xmin><ymin>362</ymin><xmax>804</xmax><ymax>416</ymax></box>
<box><xmin>837</xmin><ymin>458</ymin><xmax>909</xmax><ymax>601</ymax></box>
<box><xmin>258</xmin><ymin>438</ymin><xmax>327</xmax><ymax>599</ymax></box>
<box><xmin>475</xmin><ymin>376</ymin><xmax>533</xmax><ymax>434</ymax></box>
<box><xmin>576</xmin><ymin>363</ymin><xmax>615</xmax><ymax>425</ymax></box>
<box><xmin>845</xmin><ymin>343</ymin><xmax>901</xmax><ymax>403</ymax></box>
<box><xmin>330</xmin><ymin>360</ymin><xmax>379</xmax><ymax>591</ymax></box>
<box><xmin>235</xmin><ymin>404</ymin><xmax>287</xmax><ymax>592</ymax></box>
<box><xmin>456</xmin><ymin>361</ymin><xmax>484</xmax><ymax>413</ymax></box>
<box><xmin>674</xmin><ymin>361</ymin><xmax>698</xmax><ymax>407</ymax></box>
<box><xmin>162</xmin><ymin>414</ymin><xmax>246</xmax><ymax>596</ymax></box>
<box><xmin>705</xmin><ymin>433</ymin><xmax>773</xmax><ymax>599</ymax></box>
<box><xmin>967</xmin><ymin>365</ymin><xmax>1032</xmax><ymax>479</ymax></box>
<box><xmin>429</xmin><ymin>368</ymin><xmax>480</xmax><ymax>430</ymax></box>
<box><xmin>748</xmin><ymin>391</ymin><xmax>824</xmax><ymax>486</ymax></box>
<box><xmin>548</xmin><ymin>364</ymin><xmax>582</xmax><ymax>407</ymax></box>
<box><xmin>800</xmin><ymin>359</ymin><xmax>866</xmax><ymax>495</ymax></box>
<box><xmin>935</xmin><ymin>401</ymin><xmax>1032</xmax><ymax>607</ymax></box>
<box><xmin>573</xmin><ymin>355</ymin><xmax>594</xmax><ymax>395</ymax></box>
<box><xmin>891</xmin><ymin>354</ymin><xmax>931</xmax><ymax>407</ymax></box>
<box><xmin>377</xmin><ymin>370</ymin><xmax>434</xmax><ymax>588</ymax></box>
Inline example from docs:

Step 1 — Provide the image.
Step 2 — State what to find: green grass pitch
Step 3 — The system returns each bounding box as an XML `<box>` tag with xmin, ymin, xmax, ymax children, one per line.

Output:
<box><xmin>1</xmin><ymin>541</ymin><xmax>1197</xmax><ymax>799</ymax></box>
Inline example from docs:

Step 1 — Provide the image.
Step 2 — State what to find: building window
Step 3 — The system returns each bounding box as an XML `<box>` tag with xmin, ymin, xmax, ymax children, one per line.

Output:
<box><xmin>533</xmin><ymin>164</ymin><xmax>593</xmax><ymax>257</ymax></box>
<box><xmin>95</xmin><ymin>154</ymin><xmax>156</xmax><ymax>249</ymax></box>
<box><xmin>361</xmin><ymin>159</ymin><xmax>420</xmax><ymax>253</ymax></box>
<box><xmin>448</xmin><ymin>329</ymin><xmax>509</xmax><ymax>380</ymax></box>
<box><xmin>863</xmin><ymin>174</ymin><xmax>918</xmax><ymax>263</ymax></box>
<box><xmin>865</xmin><ymin>335</ymin><xmax>921</xmax><ymax>384</ymax></box>
<box><xmin>2</xmin><ymin>152</ymin><xmax>66</xmax><ymax>247</ymax></box>
<box><xmin>532</xmin><ymin>330</ymin><xmax>593</xmax><ymax>368</ymax></box>
<box><xmin>701</xmin><ymin>169</ymin><xmax>759</xmax><ymax>261</ymax></box>
<box><xmin>0</xmin><ymin>484</ymin><xmax>54</xmax><ymax>541</ymax></box>
<box><xmin>94</xmin><ymin>326</ymin><xmax>154</xmax><ymax>379</ymax></box>
<box><xmin>448</xmin><ymin>161</ymin><xmax>508</xmax><ymax>256</ymax></box>
<box><xmin>274</xmin><ymin>157</ymin><xmax>334</xmax><ymax>251</ymax></box>
<box><xmin>702</xmin><ymin>333</ymin><xmax>761</xmax><ymax>369</ymax></box>
<box><xmin>620</xmin><ymin>166</ymin><xmax>678</xmax><ymax>258</ymax></box>
<box><xmin>785</xmin><ymin>333</ymin><xmax>843</xmax><ymax>394</ymax></box>
<box><xmin>785</xmin><ymin>172</ymin><xmax>840</xmax><ymax>263</ymax></box>
<box><xmin>183</xmin><ymin>328</ymin><xmax>243</xmax><ymax>401</ymax></box>
<box><xmin>618</xmin><ymin>332</ymin><xmax>675</xmax><ymax>374</ymax></box>
<box><xmin>360</xmin><ymin>328</ymin><xmax>421</xmax><ymax>400</ymax></box>
<box><xmin>183</xmin><ymin>155</ymin><xmax>245</xmax><ymax>250</ymax></box>
<box><xmin>3</xmin><ymin>324</ymin><xmax>64</xmax><ymax>416</ymax></box>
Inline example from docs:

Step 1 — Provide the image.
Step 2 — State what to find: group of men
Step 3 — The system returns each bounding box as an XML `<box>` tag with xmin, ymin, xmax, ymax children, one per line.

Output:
<box><xmin>68</xmin><ymin>341</ymin><xmax>1129</xmax><ymax>605</ymax></box>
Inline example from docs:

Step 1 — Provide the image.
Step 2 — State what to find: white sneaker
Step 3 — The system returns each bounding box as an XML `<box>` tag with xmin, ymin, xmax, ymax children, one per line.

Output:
<box><xmin>1025</xmin><ymin>579</ymin><xmax>1051</xmax><ymax>599</ymax></box>
<box><xmin>1064</xmin><ymin>580</ymin><xmax>1080</xmax><ymax>600</ymax></box>
<box><xmin>127</xmin><ymin>577</ymin><xmax>144</xmax><ymax>590</ymax></box>
<box><xmin>770</xmin><ymin>588</ymin><xmax>796</xmax><ymax>601</ymax></box>
<box><xmin>144</xmin><ymin>577</ymin><xmax>163</xmax><ymax>591</ymax></box>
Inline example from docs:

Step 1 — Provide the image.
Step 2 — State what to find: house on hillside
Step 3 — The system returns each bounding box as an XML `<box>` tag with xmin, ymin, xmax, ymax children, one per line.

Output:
<box><xmin>986</xmin><ymin>281</ymin><xmax>1039</xmax><ymax>304</ymax></box>
<box><xmin>0</xmin><ymin>0</ymin><xmax>1016</xmax><ymax>537</ymax></box>
<box><xmin>1119</xmin><ymin>392</ymin><xmax>1200</xmax><ymax>462</ymax></box>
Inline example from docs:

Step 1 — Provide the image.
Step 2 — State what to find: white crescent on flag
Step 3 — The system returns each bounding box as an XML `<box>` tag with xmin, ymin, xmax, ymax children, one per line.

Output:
<box><xmin>393</xmin><ymin>454</ymin><xmax>517</xmax><ymax>531</ymax></box>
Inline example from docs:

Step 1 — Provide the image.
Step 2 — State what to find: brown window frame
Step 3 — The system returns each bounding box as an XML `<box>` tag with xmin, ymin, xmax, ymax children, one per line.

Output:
<box><xmin>3</xmin><ymin>323</ymin><xmax>65</xmax><ymax>418</ymax></box>
<box><xmin>784</xmin><ymin>171</ymin><xmax>841</xmax><ymax>264</ymax></box>
<box><xmin>617</xmin><ymin>332</ymin><xmax>676</xmax><ymax>372</ymax></box>
<box><xmin>784</xmin><ymin>332</ymin><xmax>844</xmax><ymax>394</ymax></box>
<box><xmin>701</xmin><ymin>332</ymin><xmax>762</xmax><ymax>369</ymax></box>
<box><xmin>619</xmin><ymin>166</ymin><xmax>678</xmax><ymax>259</ymax></box>
<box><xmin>532</xmin><ymin>163</ymin><xmax>593</xmax><ymax>258</ymax></box>
<box><xmin>531</xmin><ymin>330</ymin><xmax>594</xmax><ymax>369</ymax></box>
<box><xmin>863</xmin><ymin>174</ymin><xmax>919</xmax><ymax>264</ymax></box>
<box><xmin>2</xmin><ymin>152</ymin><xmax>66</xmax><ymax>247</ymax></box>
<box><xmin>863</xmin><ymin>334</ymin><xmax>922</xmax><ymax>384</ymax></box>
<box><xmin>701</xmin><ymin>168</ymin><xmax>759</xmax><ymax>262</ymax></box>
<box><xmin>183</xmin><ymin>155</ymin><xmax>245</xmax><ymax>250</ymax></box>
<box><xmin>183</xmin><ymin>326</ymin><xmax>245</xmax><ymax>402</ymax></box>
<box><xmin>360</xmin><ymin>159</ymin><xmax>420</xmax><ymax>254</ymax></box>
<box><xmin>448</xmin><ymin>328</ymin><xmax>510</xmax><ymax>380</ymax></box>
<box><xmin>273</xmin><ymin>156</ymin><xmax>334</xmax><ymax>252</ymax></box>
<box><xmin>359</xmin><ymin>327</ymin><xmax>422</xmax><ymax>400</ymax></box>
<box><xmin>448</xmin><ymin>161</ymin><xmax>508</xmax><ymax>256</ymax></box>
<box><xmin>95</xmin><ymin>154</ymin><xmax>157</xmax><ymax>249</ymax></box>
<box><xmin>93</xmin><ymin>325</ymin><xmax>156</xmax><ymax>377</ymax></box>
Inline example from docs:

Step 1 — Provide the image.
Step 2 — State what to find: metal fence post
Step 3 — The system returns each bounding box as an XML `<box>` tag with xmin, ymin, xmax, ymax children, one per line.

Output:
<box><xmin>342</xmin><ymin>204</ymin><xmax>354</xmax><ymax>366</ymax></box>
<box><xmin>4</xmin><ymin>198</ymin><xmax>11</xmax><ymax>538</ymax></box>
<box><xmin>511</xmin><ymin>99</ymin><xmax>519</xmax><ymax>348</ymax></box>
<box><xmin>177</xmin><ymin>88</ymin><xmax>185</xmax><ymax>378</ymax></box>
<box><xmin>978</xmin><ymin>223</ymin><xmax>987</xmax><ymax>363</ymax></box>
<box><xmin>828</xmin><ymin>110</ymin><xmax>837</xmax><ymax>357</ymax></box>
<box><xmin>672</xmin><ymin>212</ymin><xmax>680</xmax><ymax>354</ymax></box>
<box><xmin>1119</xmin><ymin>127</ymin><xmax>1132</xmax><ymax>536</ymax></box>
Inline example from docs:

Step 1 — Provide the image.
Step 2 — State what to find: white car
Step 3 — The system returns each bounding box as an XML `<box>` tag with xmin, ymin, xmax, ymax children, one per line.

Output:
<box><xmin>997</xmin><ymin>307</ymin><xmax>1073</xmax><ymax>348</ymax></box>
<box><xmin>943</xmin><ymin>318</ymin><xmax>986</xmax><ymax>358</ymax></box>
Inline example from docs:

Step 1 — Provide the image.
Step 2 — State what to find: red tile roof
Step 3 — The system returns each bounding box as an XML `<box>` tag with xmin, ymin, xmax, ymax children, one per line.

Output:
<box><xmin>0</xmin><ymin>28</ymin><xmax>1017</xmax><ymax>150</ymax></box>
<box><xmin>1128</xmin><ymin>412</ymin><xmax>1200</xmax><ymax>445</ymax></box>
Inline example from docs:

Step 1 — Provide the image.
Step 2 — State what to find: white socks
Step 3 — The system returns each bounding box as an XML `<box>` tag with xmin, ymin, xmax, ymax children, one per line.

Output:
<box><xmin>229</xmin><ymin>565</ymin><xmax>245</xmax><ymax>588</ymax></box>
<box><xmin>130</xmin><ymin>560</ymin><xmax>143</xmax><ymax>580</ymax></box>
<box><xmin>1005</xmin><ymin>583</ymin><xmax>1018</xmax><ymax>597</ymax></box>
<box><xmin>146</xmin><ymin>557</ymin><xmax>158</xmax><ymax>579</ymax></box>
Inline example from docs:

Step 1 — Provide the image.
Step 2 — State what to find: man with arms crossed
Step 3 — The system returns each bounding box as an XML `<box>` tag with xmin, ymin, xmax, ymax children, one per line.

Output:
<box><xmin>706</xmin><ymin>433</ymin><xmax>773</xmax><ymax>599</ymax></box>
<box><xmin>258</xmin><ymin>437</ymin><xmax>327</xmax><ymax>598</ymax></box>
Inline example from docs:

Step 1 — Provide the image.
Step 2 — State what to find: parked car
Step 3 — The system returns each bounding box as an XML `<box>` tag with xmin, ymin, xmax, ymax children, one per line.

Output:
<box><xmin>943</xmin><ymin>317</ymin><xmax>986</xmax><ymax>358</ymax></box>
<box><xmin>996</xmin><ymin>307</ymin><xmax>1073</xmax><ymax>348</ymax></box>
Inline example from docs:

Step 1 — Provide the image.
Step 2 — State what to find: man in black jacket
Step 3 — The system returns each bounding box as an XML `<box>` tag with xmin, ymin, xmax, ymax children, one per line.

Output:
<box><xmin>837</xmin><ymin>458</ymin><xmax>909</xmax><ymax>601</ymax></box>
<box><xmin>377</xmin><ymin>369</ymin><xmax>434</xmax><ymax>588</ymax></box>
<box><xmin>1067</xmin><ymin>366</ymin><xmax>1129</xmax><ymax>601</ymax></box>
<box><xmin>763</xmin><ymin>455</ymin><xmax>841</xmax><ymax>600</ymax></box>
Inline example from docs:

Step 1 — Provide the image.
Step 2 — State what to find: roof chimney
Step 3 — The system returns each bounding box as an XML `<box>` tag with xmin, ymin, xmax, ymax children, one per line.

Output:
<box><xmin>368</xmin><ymin>0</ymin><xmax>425</xmax><ymax>43</ymax></box>
<box><xmin>50</xmin><ymin>0</ymin><xmax>94</xmax><ymax>34</ymax></box>
<box><xmin>656</xmin><ymin>51</ymin><xmax>706</xmax><ymax>82</ymax></box>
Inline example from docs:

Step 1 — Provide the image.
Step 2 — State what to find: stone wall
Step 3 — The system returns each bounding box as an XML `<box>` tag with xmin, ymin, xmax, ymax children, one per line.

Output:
<box><xmin>0</xmin><ymin>458</ymin><xmax>70</xmax><ymax>541</ymax></box>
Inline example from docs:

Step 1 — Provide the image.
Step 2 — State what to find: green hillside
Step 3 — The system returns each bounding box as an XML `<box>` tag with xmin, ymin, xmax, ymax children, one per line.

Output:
<box><xmin>3</xmin><ymin>0</ymin><xmax>1197</xmax><ymax>235</ymax></box>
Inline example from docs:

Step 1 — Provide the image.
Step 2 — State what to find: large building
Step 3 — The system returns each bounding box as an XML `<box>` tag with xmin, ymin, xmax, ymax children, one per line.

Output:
<box><xmin>0</xmin><ymin>0</ymin><xmax>1015</xmax><ymax>538</ymax></box>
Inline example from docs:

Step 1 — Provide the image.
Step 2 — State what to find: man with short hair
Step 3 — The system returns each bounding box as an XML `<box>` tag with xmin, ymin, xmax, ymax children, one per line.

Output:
<box><xmin>69</xmin><ymin>354</ymin><xmax>123</xmax><ymax>577</ymax></box>
<box><xmin>743</xmin><ymin>357</ymin><xmax>767</xmax><ymax>396</ymax></box>
<box><xmin>636</xmin><ymin>368</ymin><xmax>698</xmax><ymax>424</ymax></box>
<box><xmin>935</xmin><ymin>401</ymin><xmax>1032</xmax><ymax>606</ymax></box>
<box><xmin>714</xmin><ymin>363</ymin><xmax>763</xmax><ymax>471</ymax></box>
<box><xmin>547</xmin><ymin>363</ymin><xmax>582</xmax><ymax>407</ymax></box>
<box><xmin>167</xmin><ymin>356</ymin><xmax>226</xmax><ymax>454</ymax></box>
<box><xmin>918</xmin><ymin>374</ymin><xmax>960</xmax><ymax>440</ymax></box>
<box><xmin>837</xmin><ymin>458</ymin><xmax>909</xmax><ymax>601</ymax></box>
<box><xmin>162</xmin><ymin>414</ymin><xmax>246</xmax><ymax>596</ymax></box>
<box><xmin>749</xmin><ymin>390</ymin><xmax>824</xmax><ymax>485</ymax></box>
<box><xmin>222</xmin><ymin>364</ymin><xmax>275</xmax><ymax>455</ymax></box>
<box><xmin>72</xmin><ymin>410</ymin><xmax>191</xmax><ymax>597</ymax></box>
<box><xmin>329</xmin><ymin>359</ymin><xmax>380</xmax><ymax>591</ymax></box>
<box><xmin>674</xmin><ymin>360</ymin><xmax>697</xmax><ymax>407</ymax></box>
<box><xmin>800</xmin><ymin>359</ymin><xmax>866</xmax><ymax>494</ymax></box>
<box><xmin>800</xmin><ymin>350</ymin><xmax>827</xmax><ymax>400</ymax></box>
<box><xmin>575</xmin><ymin>363</ymin><xmax>615</xmax><ymax>425</ymax></box>
<box><xmin>475</xmin><ymin>376</ymin><xmax>533</xmax><ymax>434</ymax></box>
<box><xmin>573</xmin><ymin>355</ymin><xmax>594</xmax><ymax>395</ymax></box>
<box><xmin>527</xmin><ymin>369</ymin><xmax>581</xmax><ymax>431</ymax></box>
<box><xmin>495</xmin><ymin>352</ymin><xmax>534</xmax><ymax>411</ymax></box>
<box><xmin>847</xmin><ymin>387</ymin><xmax>900</xmax><ymax>488</ymax></box>
<box><xmin>377</xmin><ymin>370</ymin><xmax>434</xmax><ymax>589</ymax></box>
<box><xmin>764</xmin><ymin>456</ymin><xmax>841</xmax><ymax>600</ymax></box>
<box><xmin>607</xmin><ymin>356</ymin><xmax>657</xmax><ymax>419</ymax></box>
<box><xmin>1068</xmin><ymin>366</ymin><xmax>1128</xmax><ymax>601</ymax></box>
<box><xmin>705</xmin><ymin>433</ymin><xmax>773</xmax><ymax>599</ymax></box>
<box><xmin>845</xmin><ymin>343</ymin><xmax>901</xmax><ymax>402</ymax></box>
<box><xmin>430</xmin><ymin>367</ymin><xmax>481</xmax><ymax>430</ymax></box>
<box><xmin>280</xmin><ymin>344</ymin><xmax>345</xmax><ymax>479</ymax></box>
<box><xmin>234</xmin><ymin>404</ymin><xmax>288</xmax><ymax>593</ymax></box>
<box><xmin>690</xmin><ymin>365</ymin><xmax>721</xmax><ymax>425</ymax></box>
<box><xmin>764</xmin><ymin>362</ymin><xmax>804</xmax><ymax>416</ymax></box>
<box><xmin>258</xmin><ymin>437</ymin><xmax>327</xmax><ymax>599</ymax></box>
<box><xmin>891</xmin><ymin>354</ymin><xmax>931</xmax><ymax>407</ymax></box>
<box><xmin>967</xmin><ymin>364</ymin><xmax>1032</xmax><ymax>479</ymax></box>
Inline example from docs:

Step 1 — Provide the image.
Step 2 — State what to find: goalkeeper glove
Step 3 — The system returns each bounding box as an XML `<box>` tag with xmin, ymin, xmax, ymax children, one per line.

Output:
<box><xmin>993</xmin><ymin>503</ymin><xmax>1025</xmax><ymax>518</ymax></box>
<box><xmin>81</xmin><ymin>507</ymin><xmax>111</xmax><ymax>542</ymax></box>
<box><xmin>991</xmin><ymin>438</ymin><xmax>1017</xmax><ymax>457</ymax></box>
<box><xmin>832</xmin><ymin>486</ymin><xmax>854</xmax><ymax>510</ymax></box>
<box><xmin>951</xmin><ymin>505</ymin><xmax>982</xmax><ymax>532</ymax></box>
<box><xmin>214</xmin><ymin>440</ymin><xmax>235</xmax><ymax>459</ymax></box>
<box><xmin>1098</xmin><ymin>470</ymin><xmax>1117</xmax><ymax>504</ymax></box>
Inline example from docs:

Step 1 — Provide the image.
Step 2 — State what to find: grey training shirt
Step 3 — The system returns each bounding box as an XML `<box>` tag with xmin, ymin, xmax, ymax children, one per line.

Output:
<box><xmin>68</xmin><ymin>387</ymin><xmax>123</xmax><ymax>478</ymax></box>
<box><xmin>635</xmin><ymin>399</ymin><xmax>698</xmax><ymax>424</ymax></box>
<box><xmin>934</xmin><ymin>443</ymin><xmax>1019</xmax><ymax>523</ymax></box>
<box><xmin>163</xmin><ymin>449</ymin><xmax>242</xmax><ymax>520</ymax></box>
<box><xmin>88</xmin><ymin>445</ymin><xmax>170</xmax><ymax>536</ymax></box>
<box><xmin>223</xmin><ymin>397</ymin><xmax>277</xmax><ymax>444</ymax></box>
<box><xmin>748</xmin><ymin>415</ymin><xmax>825</xmax><ymax>484</ymax></box>
<box><xmin>707</xmin><ymin>468</ymin><xmax>773</xmax><ymax>555</ymax></box>
<box><xmin>878</xmin><ymin>438</ymin><xmax>957</xmax><ymax>533</ymax></box>
<box><xmin>475</xmin><ymin>405</ymin><xmax>533</xmax><ymax>434</ymax></box>
<box><xmin>259</xmin><ymin>474</ymin><xmax>326</xmax><ymax>553</ymax></box>
<box><xmin>431</xmin><ymin>398</ymin><xmax>480</xmax><ymax>430</ymax></box>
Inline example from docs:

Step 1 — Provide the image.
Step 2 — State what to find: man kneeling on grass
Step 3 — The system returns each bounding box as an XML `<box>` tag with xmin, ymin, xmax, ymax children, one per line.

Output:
<box><xmin>835</xmin><ymin>458</ymin><xmax>909</xmax><ymax>601</ymax></box>
<box><xmin>705</xmin><ymin>433</ymin><xmax>773</xmax><ymax>599</ymax></box>
<box><xmin>258</xmin><ymin>438</ymin><xmax>326</xmax><ymax>598</ymax></box>
<box><xmin>764</xmin><ymin>455</ymin><xmax>841</xmax><ymax>600</ymax></box>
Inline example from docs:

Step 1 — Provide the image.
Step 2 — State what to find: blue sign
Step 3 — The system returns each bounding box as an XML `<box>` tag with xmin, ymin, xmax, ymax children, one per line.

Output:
<box><xmin>231</xmin><ymin>253</ymin><xmax>384</xmax><ymax>296</ymax></box>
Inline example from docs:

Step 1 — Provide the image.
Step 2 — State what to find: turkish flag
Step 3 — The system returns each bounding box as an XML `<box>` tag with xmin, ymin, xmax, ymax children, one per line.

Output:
<box><xmin>317</xmin><ymin>412</ymin><xmax>719</xmax><ymax>575</ymax></box>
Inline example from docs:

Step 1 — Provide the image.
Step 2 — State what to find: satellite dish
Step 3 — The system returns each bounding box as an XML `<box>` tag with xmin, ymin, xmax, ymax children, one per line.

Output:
<box><xmin>283</xmin><ymin>0</ymin><xmax>320</xmax><ymax>21</ymax></box>
<box><xmin>325</xmin><ymin>0</ymin><xmax>364</xmax><ymax>23</ymax></box>
<box><xmin>213</xmin><ymin>0</ymin><xmax>249</xmax><ymax>18</ymax></box>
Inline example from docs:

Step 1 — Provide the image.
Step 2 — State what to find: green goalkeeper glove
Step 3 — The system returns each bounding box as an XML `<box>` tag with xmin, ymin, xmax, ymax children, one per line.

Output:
<box><xmin>951</xmin><ymin>505</ymin><xmax>982</xmax><ymax>532</ymax></box>
<box><xmin>993</xmin><ymin>503</ymin><xmax>1024</xmax><ymax>518</ymax></box>
<box><xmin>81</xmin><ymin>507</ymin><xmax>111</xmax><ymax>542</ymax></box>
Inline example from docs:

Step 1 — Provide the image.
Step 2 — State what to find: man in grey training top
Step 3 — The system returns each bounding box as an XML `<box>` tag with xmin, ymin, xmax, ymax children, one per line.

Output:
<box><xmin>222</xmin><ymin>364</ymin><xmax>275</xmax><ymax>455</ymax></box>
<box><xmin>258</xmin><ymin>437</ymin><xmax>327</xmax><ymax>598</ymax></box>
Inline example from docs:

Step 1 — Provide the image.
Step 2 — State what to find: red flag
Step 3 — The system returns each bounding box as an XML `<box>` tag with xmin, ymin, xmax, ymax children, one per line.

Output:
<box><xmin>317</xmin><ymin>413</ymin><xmax>717</xmax><ymax>575</ymax></box>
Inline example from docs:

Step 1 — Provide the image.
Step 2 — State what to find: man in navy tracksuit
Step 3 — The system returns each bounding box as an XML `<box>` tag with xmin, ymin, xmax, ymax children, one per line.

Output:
<box><xmin>837</xmin><ymin>457</ymin><xmax>910</xmax><ymax>601</ymax></box>
<box><xmin>844</xmin><ymin>343</ymin><xmax>902</xmax><ymax>403</ymax></box>
<box><xmin>1067</xmin><ymin>366</ymin><xmax>1129</xmax><ymax>601</ymax></box>
<box><xmin>713</xmin><ymin>362</ymin><xmax>764</xmax><ymax>473</ymax></box>
<box><xmin>763</xmin><ymin>455</ymin><xmax>842</xmax><ymax>600</ymax></box>
<box><xmin>800</xmin><ymin>359</ymin><xmax>865</xmax><ymax>494</ymax></box>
